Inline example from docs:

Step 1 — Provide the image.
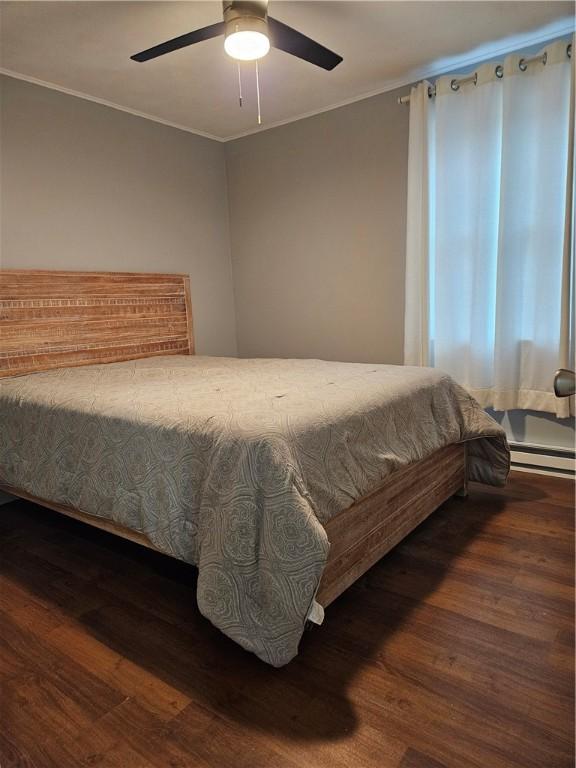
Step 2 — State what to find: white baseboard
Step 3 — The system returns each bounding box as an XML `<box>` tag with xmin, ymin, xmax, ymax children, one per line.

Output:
<box><xmin>509</xmin><ymin>443</ymin><xmax>575</xmax><ymax>478</ymax></box>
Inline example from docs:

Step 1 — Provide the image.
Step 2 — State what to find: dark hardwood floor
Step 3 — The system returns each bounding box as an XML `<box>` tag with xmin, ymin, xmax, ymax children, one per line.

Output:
<box><xmin>0</xmin><ymin>472</ymin><xmax>573</xmax><ymax>768</ymax></box>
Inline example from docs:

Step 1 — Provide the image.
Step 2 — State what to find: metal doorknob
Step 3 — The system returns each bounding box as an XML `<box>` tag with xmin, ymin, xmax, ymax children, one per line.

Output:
<box><xmin>554</xmin><ymin>369</ymin><xmax>575</xmax><ymax>398</ymax></box>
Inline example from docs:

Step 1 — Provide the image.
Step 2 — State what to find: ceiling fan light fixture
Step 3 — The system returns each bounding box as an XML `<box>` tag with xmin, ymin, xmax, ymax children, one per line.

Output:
<box><xmin>131</xmin><ymin>0</ymin><xmax>343</xmax><ymax>71</ymax></box>
<box><xmin>224</xmin><ymin>29</ymin><xmax>270</xmax><ymax>60</ymax></box>
<box><xmin>223</xmin><ymin>8</ymin><xmax>270</xmax><ymax>62</ymax></box>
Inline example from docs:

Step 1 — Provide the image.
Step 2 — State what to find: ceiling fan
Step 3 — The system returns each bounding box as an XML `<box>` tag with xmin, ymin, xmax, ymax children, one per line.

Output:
<box><xmin>131</xmin><ymin>0</ymin><xmax>343</xmax><ymax>71</ymax></box>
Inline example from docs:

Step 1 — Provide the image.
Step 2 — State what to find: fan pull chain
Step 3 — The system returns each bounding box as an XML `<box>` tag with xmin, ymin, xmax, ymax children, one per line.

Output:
<box><xmin>237</xmin><ymin>62</ymin><xmax>243</xmax><ymax>107</ymax></box>
<box><xmin>255</xmin><ymin>59</ymin><xmax>262</xmax><ymax>125</ymax></box>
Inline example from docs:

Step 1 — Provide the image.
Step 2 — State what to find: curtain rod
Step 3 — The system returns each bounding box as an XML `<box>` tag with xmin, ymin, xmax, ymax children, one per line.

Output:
<box><xmin>397</xmin><ymin>41</ymin><xmax>572</xmax><ymax>105</ymax></box>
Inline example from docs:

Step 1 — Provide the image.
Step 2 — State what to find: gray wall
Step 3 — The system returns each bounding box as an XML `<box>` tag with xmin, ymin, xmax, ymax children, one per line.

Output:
<box><xmin>1</xmin><ymin>75</ymin><xmax>572</xmax><ymax>449</ymax></box>
<box><xmin>225</xmin><ymin>89</ymin><xmax>409</xmax><ymax>365</ymax></box>
<box><xmin>225</xmin><ymin>88</ymin><xmax>574</xmax><ymax>450</ymax></box>
<box><xmin>0</xmin><ymin>76</ymin><xmax>237</xmax><ymax>356</ymax></box>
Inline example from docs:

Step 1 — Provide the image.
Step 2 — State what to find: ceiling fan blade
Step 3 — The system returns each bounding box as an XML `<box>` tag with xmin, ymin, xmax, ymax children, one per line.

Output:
<box><xmin>267</xmin><ymin>17</ymin><xmax>342</xmax><ymax>71</ymax></box>
<box><xmin>131</xmin><ymin>22</ymin><xmax>225</xmax><ymax>62</ymax></box>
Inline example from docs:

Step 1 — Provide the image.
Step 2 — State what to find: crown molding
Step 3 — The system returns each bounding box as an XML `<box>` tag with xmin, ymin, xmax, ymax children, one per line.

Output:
<box><xmin>225</xmin><ymin>18</ymin><xmax>574</xmax><ymax>141</ymax></box>
<box><xmin>0</xmin><ymin>68</ymin><xmax>225</xmax><ymax>143</ymax></box>
<box><xmin>1</xmin><ymin>16</ymin><xmax>573</xmax><ymax>143</ymax></box>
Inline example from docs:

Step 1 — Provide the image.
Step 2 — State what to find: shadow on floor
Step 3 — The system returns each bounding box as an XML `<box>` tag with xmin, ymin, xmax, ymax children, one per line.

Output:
<box><xmin>1</xmin><ymin>487</ymin><xmax>511</xmax><ymax>743</ymax></box>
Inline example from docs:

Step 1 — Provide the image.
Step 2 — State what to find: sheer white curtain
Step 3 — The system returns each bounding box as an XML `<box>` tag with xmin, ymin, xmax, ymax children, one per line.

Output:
<box><xmin>404</xmin><ymin>80</ymin><xmax>433</xmax><ymax>367</ymax></box>
<box><xmin>404</xmin><ymin>38</ymin><xmax>574</xmax><ymax>418</ymax></box>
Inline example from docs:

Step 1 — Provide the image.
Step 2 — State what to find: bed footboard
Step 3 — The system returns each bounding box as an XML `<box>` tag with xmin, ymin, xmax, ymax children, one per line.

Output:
<box><xmin>316</xmin><ymin>442</ymin><xmax>467</xmax><ymax>607</ymax></box>
<box><xmin>2</xmin><ymin>443</ymin><xmax>467</xmax><ymax>613</ymax></box>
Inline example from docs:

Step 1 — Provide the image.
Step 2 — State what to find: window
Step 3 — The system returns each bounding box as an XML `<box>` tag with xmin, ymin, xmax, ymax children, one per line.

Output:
<box><xmin>404</xmin><ymin>38</ymin><xmax>574</xmax><ymax>418</ymax></box>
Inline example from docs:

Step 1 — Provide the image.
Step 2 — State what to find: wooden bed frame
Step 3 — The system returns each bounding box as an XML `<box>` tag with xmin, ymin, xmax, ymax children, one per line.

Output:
<box><xmin>0</xmin><ymin>269</ymin><xmax>194</xmax><ymax>378</ymax></box>
<box><xmin>0</xmin><ymin>269</ymin><xmax>467</xmax><ymax>609</ymax></box>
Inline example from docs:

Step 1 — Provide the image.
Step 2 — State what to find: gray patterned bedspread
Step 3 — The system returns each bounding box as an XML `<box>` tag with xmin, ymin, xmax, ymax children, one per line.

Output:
<box><xmin>0</xmin><ymin>355</ymin><xmax>509</xmax><ymax>665</ymax></box>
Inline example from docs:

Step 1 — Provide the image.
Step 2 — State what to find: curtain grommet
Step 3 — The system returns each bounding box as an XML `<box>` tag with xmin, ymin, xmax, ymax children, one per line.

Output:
<box><xmin>450</xmin><ymin>79</ymin><xmax>460</xmax><ymax>92</ymax></box>
<box><xmin>568</xmin><ymin>43</ymin><xmax>572</xmax><ymax>59</ymax></box>
<box><xmin>495</xmin><ymin>64</ymin><xmax>504</xmax><ymax>79</ymax></box>
<box><xmin>519</xmin><ymin>52</ymin><xmax>547</xmax><ymax>72</ymax></box>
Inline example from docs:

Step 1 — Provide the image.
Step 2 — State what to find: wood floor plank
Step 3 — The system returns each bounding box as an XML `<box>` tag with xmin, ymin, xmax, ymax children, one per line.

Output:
<box><xmin>400</xmin><ymin>748</ymin><xmax>450</xmax><ymax>768</ymax></box>
<box><xmin>291</xmin><ymin>641</ymin><xmax>564</xmax><ymax>768</ymax></box>
<box><xmin>91</xmin><ymin>697</ymin><xmax>216</xmax><ymax>768</ymax></box>
<box><xmin>46</xmin><ymin>621</ymin><xmax>192</xmax><ymax>721</ymax></box>
<box><xmin>0</xmin><ymin>611</ymin><xmax>126</xmax><ymax>721</ymax></box>
<box><xmin>0</xmin><ymin>729</ymin><xmax>43</xmax><ymax>768</ymax></box>
<box><xmin>367</xmin><ymin>555</ymin><xmax>573</xmax><ymax>641</ymax></box>
<box><xmin>328</xmin><ymin>610</ymin><xmax>571</xmax><ymax>738</ymax></box>
<box><xmin>0</xmin><ymin>471</ymin><xmax>573</xmax><ymax>768</ymax></box>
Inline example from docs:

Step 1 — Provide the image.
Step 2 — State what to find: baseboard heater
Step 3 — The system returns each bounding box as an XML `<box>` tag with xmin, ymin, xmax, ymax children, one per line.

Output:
<box><xmin>509</xmin><ymin>442</ymin><xmax>575</xmax><ymax>478</ymax></box>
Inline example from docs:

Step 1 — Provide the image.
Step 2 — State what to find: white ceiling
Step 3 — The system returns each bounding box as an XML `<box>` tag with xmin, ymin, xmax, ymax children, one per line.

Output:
<box><xmin>1</xmin><ymin>1</ymin><xmax>573</xmax><ymax>140</ymax></box>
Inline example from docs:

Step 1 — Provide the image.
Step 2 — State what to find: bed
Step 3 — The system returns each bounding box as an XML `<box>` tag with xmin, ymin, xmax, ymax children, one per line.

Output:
<box><xmin>0</xmin><ymin>269</ymin><xmax>510</xmax><ymax>666</ymax></box>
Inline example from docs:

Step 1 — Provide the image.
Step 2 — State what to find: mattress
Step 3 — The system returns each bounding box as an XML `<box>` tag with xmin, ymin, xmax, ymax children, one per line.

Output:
<box><xmin>0</xmin><ymin>355</ymin><xmax>509</xmax><ymax>665</ymax></box>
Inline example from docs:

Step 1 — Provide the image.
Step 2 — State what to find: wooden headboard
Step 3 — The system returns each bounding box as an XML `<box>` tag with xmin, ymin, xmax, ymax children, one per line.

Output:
<box><xmin>0</xmin><ymin>270</ymin><xmax>194</xmax><ymax>378</ymax></box>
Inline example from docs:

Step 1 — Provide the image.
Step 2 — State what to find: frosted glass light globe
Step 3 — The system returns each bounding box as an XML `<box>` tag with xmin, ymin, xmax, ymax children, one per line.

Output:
<box><xmin>224</xmin><ymin>30</ymin><xmax>270</xmax><ymax>61</ymax></box>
